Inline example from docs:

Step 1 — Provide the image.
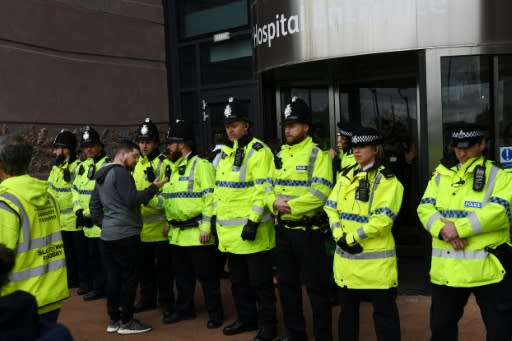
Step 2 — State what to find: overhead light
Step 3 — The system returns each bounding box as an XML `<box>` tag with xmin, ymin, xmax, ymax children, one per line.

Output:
<box><xmin>213</xmin><ymin>32</ymin><xmax>230</xmax><ymax>42</ymax></box>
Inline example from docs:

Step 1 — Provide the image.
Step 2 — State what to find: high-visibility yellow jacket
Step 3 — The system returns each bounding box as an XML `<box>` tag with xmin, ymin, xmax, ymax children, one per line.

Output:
<box><xmin>417</xmin><ymin>156</ymin><xmax>512</xmax><ymax>287</ymax></box>
<box><xmin>0</xmin><ymin>175</ymin><xmax>68</xmax><ymax>314</ymax></box>
<box><xmin>325</xmin><ymin>164</ymin><xmax>404</xmax><ymax>289</ymax></box>
<box><xmin>48</xmin><ymin>158</ymin><xmax>80</xmax><ymax>232</ymax></box>
<box><xmin>72</xmin><ymin>153</ymin><xmax>109</xmax><ymax>238</ymax></box>
<box><xmin>133</xmin><ymin>152</ymin><xmax>167</xmax><ymax>242</ymax></box>
<box><xmin>161</xmin><ymin>154</ymin><xmax>215</xmax><ymax>247</ymax></box>
<box><xmin>214</xmin><ymin>136</ymin><xmax>276</xmax><ymax>254</ymax></box>
<box><xmin>339</xmin><ymin>149</ymin><xmax>356</xmax><ymax>170</ymax></box>
<box><xmin>272</xmin><ymin>136</ymin><xmax>333</xmax><ymax>228</ymax></box>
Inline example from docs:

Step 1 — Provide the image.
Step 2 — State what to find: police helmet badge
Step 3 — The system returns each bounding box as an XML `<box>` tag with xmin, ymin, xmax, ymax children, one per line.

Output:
<box><xmin>140</xmin><ymin>124</ymin><xmax>149</xmax><ymax>136</ymax></box>
<box><xmin>82</xmin><ymin>130</ymin><xmax>90</xmax><ymax>142</ymax></box>
<box><xmin>224</xmin><ymin>98</ymin><xmax>233</xmax><ymax>118</ymax></box>
<box><xmin>284</xmin><ymin>104</ymin><xmax>292</xmax><ymax>119</ymax></box>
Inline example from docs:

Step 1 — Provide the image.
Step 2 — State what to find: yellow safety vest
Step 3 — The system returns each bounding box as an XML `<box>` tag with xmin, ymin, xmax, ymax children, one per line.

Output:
<box><xmin>161</xmin><ymin>154</ymin><xmax>215</xmax><ymax>247</ymax></box>
<box><xmin>325</xmin><ymin>164</ymin><xmax>404</xmax><ymax>289</ymax></box>
<box><xmin>417</xmin><ymin>156</ymin><xmax>512</xmax><ymax>287</ymax></box>
<box><xmin>72</xmin><ymin>154</ymin><xmax>109</xmax><ymax>238</ymax></box>
<box><xmin>0</xmin><ymin>175</ymin><xmax>68</xmax><ymax>314</ymax></box>
<box><xmin>133</xmin><ymin>153</ymin><xmax>167</xmax><ymax>242</ymax></box>
<box><xmin>214</xmin><ymin>136</ymin><xmax>276</xmax><ymax>254</ymax></box>
<box><xmin>47</xmin><ymin>158</ymin><xmax>80</xmax><ymax>232</ymax></box>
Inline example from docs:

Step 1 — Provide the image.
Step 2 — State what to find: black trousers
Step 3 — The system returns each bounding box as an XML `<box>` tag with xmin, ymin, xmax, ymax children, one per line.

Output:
<box><xmin>61</xmin><ymin>230</ymin><xmax>87</xmax><ymax>288</ymax></box>
<box><xmin>81</xmin><ymin>236</ymin><xmax>105</xmax><ymax>292</ymax></box>
<box><xmin>276</xmin><ymin>228</ymin><xmax>332</xmax><ymax>341</ymax></box>
<box><xmin>338</xmin><ymin>288</ymin><xmax>400</xmax><ymax>341</ymax></box>
<box><xmin>101</xmin><ymin>236</ymin><xmax>143</xmax><ymax>323</ymax></box>
<box><xmin>172</xmin><ymin>245</ymin><xmax>224</xmax><ymax>321</ymax></box>
<box><xmin>39</xmin><ymin>308</ymin><xmax>60</xmax><ymax>323</ymax></box>
<box><xmin>430</xmin><ymin>273</ymin><xmax>512</xmax><ymax>341</ymax></box>
<box><xmin>138</xmin><ymin>240</ymin><xmax>174</xmax><ymax>311</ymax></box>
<box><xmin>228</xmin><ymin>250</ymin><xmax>277</xmax><ymax>329</ymax></box>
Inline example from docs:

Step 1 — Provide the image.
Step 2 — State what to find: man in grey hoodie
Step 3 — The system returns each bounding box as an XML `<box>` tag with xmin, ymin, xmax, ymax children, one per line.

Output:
<box><xmin>90</xmin><ymin>140</ymin><xmax>167</xmax><ymax>335</ymax></box>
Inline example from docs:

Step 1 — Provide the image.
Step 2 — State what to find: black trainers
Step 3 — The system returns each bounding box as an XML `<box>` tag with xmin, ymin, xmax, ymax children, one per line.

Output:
<box><xmin>117</xmin><ymin>319</ymin><xmax>152</xmax><ymax>335</ymax></box>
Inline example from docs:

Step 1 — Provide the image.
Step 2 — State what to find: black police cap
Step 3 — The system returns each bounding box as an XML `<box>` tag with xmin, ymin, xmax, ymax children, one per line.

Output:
<box><xmin>223</xmin><ymin>97</ymin><xmax>251</xmax><ymax>124</ymax></box>
<box><xmin>351</xmin><ymin>127</ymin><xmax>383</xmax><ymax>147</ymax></box>
<box><xmin>137</xmin><ymin>117</ymin><xmax>160</xmax><ymax>143</ymax></box>
<box><xmin>281</xmin><ymin>97</ymin><xmax>311</xmax><ymax>125</ymax></box>
<box><xmin>449</xmin><ymin>123</ymin><xmax>486</xmax><ymax>149</ymax></box>
<box><xmin>166</xmin><ymin>119</ymin><xmax>193</xmax><ymax>143</ymax></box>
<box><xmin>53</xmin><ymin>130</ymin><xmax>77</xmax><ymax>151</ymax></box>
<box><xmin>81</xmin><ymin>126</ymin><xmax>102</xmax><ymax>147</ymax></box>
<box><xmin>337</xmin><ymin>121</ymin><xmax>355</xmax><ymax>138</ymax></box>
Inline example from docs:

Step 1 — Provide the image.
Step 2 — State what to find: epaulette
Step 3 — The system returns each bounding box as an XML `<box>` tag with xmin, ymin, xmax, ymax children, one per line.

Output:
<box><xmin>158</xmin><ymin>154</ymin><xmax>166</xmax><ymax>161</ymax></box>
<box><xmin>379</xmin><ymin>167</ymin><xmax>395</xmax><ymax>179</ymax></box>
<box><xmin>341</xmin><ymin>164</ymin><xmax>357</xmax><ymax>177</ymax></box>
<box><xmin>252</xmin><ymin>142</ymin><xmax>264</xmax><ymax>151</ymax></box>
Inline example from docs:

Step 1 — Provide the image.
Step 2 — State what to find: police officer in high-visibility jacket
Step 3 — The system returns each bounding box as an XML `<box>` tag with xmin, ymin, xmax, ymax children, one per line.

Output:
<box><xmin>48</xmin><ymin>130</ymin><xmax>86</xmax><ymax>291</ymax></box>
<box><xmin>215</xmin><ymin>97</ymin><xmax>277</xmax><ymax>341</ymax></box>
<box><xmin>160</xmin><ymin>119</ymin><xmax>224</xmax><ymax>328</ymax></box>
<box><xmin>417</xmin><ymin>123</ymin><xmax>512</xmax><ymax>341</ymax></box>
<box><xmin>337</xmin><ymin>121</ymin><xmax>356</xmax><ymax>171</ymax></box>
<box><xmin>132</xmin><ymin>118</ymin><xmax>174</xmax><ymax>317</ymax></box>
<box><xmin>324</xmin><ymin>127</ymin><xmax>403</xmax><ymax>341</ymax></box>
<box><xmin>272</xmin><ymin>97</ymin><xmax>334</xmax><ymax>341</ymax></box>
<box><xmin>72</xmin><ymin>126</ymin><xmax>108</xmax><ymax>301</ymax></box>
<box><xmin>0</xmin><ymin>136</ymin><xmax>68</xmax><ymax>322</ymax></box>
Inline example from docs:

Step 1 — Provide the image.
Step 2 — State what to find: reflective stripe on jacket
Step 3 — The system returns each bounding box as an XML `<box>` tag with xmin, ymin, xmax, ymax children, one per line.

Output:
<box><xmin>0</xmin><ymin>175</ymin><xmax>68</xmax><ymax>314</ymax></box>
<box><xmin>161</xmin><ymin>155</ymin><xmax>215</xmax><ymax>247</ymax></box>
<box><xmin>325</xmin><ymin>165</ymin><xmax>403</xmax><ymax>289</ymax></box>
<box><xmin>417</xmin><ymin>156</ymin><xmax>512</xmax><ymax>287</ymax></box>
<box><xmin>214</xmin><ymin>137</ymin><xmax>276</xmax><ymax>254</ymax></box>
<box><xmin>133</xmin><ymin>154</ymin><xmax>167</xmax><ymax>242</ymax></box>
<box><xmin>272</xmin><ymin>136</ymin><xmax>333</xmax><ymax>229</ymax></box>
<box><xmin>71</xmin><ymin>155</ymin><xmax>109</xmax><ymax>238</ymax></box>
<box><xmin>47</xmin><ymin>158</ymin><xmax>80</xmax><ymax>231</ymax></box>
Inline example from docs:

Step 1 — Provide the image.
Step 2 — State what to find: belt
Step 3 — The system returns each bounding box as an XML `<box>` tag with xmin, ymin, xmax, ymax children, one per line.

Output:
<box><xmin>169</xmin><ymin>214</ymin><xmax>202</xmax><ymax>229</ymax></box>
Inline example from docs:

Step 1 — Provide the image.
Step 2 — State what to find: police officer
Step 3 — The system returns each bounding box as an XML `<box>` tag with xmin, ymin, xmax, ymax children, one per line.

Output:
<box><xmin>337</xmin><ymin>121</ymin><xmax>356</xmax><ymax>171</ymax></box>
<box><xmin>324</xmin><ymin>127</ymin><xmax>403</xmax><ymax>341</ymax></box>
<box><xmin>417</xmin><ymin>123</ymin><xmax>512</xmax><ymax>340</ymax></box>
<box><xmin>72</xmin><ymin>126</ymin><xmax>108</xmax><ymax>300</ymax></box>
<box><xmin>132</xmin><ymin>118</ymin><xmax>174</xmax><ymax>317</ymax></box>
<box><xmin>272</xmin><ymin>97</ymin><xmax>333</xmax><ymax>341</ymax></box>
<box><xmin>160</xmin><ymin>119</ymin><xmax>224</xmax><ymax>328</ymax></box>
<box><xmin>0</xmin><ymin>135</ymin><xmax>68</xmax><ymax>322</ymax></box>
<box><xmin>215</xmin><ymin>97</ymin><xmax>277</xmax><ymax>341</ymax></box>
<box><xmin>48</xmin><ymin>130</ymin><xmax>86</xmax><ymax>290</ymax></box>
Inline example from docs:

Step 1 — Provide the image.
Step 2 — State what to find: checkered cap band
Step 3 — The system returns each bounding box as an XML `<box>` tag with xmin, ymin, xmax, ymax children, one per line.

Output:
<box><xmin>451</xmin><ymin>129</ymin><xmax>485</xmax><ymax>140</ymax></box>
<box><xmin>339</xmin><ymin>129</ymin><xmax>353</xmax><ymax>137</ymax></box>
<box><xmin>351</xmin><ymin>134</ymin><xmax>381</xmax><ymax>144</ymax></box>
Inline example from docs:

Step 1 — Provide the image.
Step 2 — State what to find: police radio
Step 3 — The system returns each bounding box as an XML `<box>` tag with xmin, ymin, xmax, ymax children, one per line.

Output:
<box><xmin>473</xmin><ymin>165</ymin><xmax>486</xmax><ymax>192</ymax></box>
<box><xmin>274</xmin><ymin>156</ymin><xmax>282</xmax><ymax>170</ymax></box>
<box><xmin>145</xmin><ymin>166</ymin><xmax>156</xmax><ymax>182</ymax></box>
<box><xmin>63</xmin><ymin>169</ymin><xmax>71</xmax><ymax>183</ymax></box>
<box><xmin>356</xmin><ymin>178</ymin><xmax>370</xmax><ymax>202</ymax></box>
<box><xmin>87</xmin><ymin>164</ymin><xmax>95</xmax><ymax>179</ymax></box>
<box><xmin>165</xmin><ymin>165</ymin><xmax>171</xmax><ymax>179</ymax></box>
<box><xmin>233</xmin><ymin>148</ymin><xmax>244</xmax><ymax>167</ymax></box>
<box><xmin>78</xmin><ymin>165</ymin><xmax>85</xmax><ymax>175</ymax></box>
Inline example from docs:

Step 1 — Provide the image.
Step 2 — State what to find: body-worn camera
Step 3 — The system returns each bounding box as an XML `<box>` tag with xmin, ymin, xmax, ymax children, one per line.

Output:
<box><xmin>145</xmin><ymin>166</ymin><xmax>156</xmax><ymax>182</ymax></box>
<box><xmin>178</xmin><ymin>165</ymin><xmax>186</xmax><ymax>175</ymax></box>
<box><xmin>87</xmin><ymin>164</ymin><xmax>95</xmax><ymax>179</ymax></box>
<box><xmin>234</xmin><ymin>148</ymin><xmax>244</xmax><ymax>167</ymax></box>
<box><xmin>356</xmin><ymin>178</ymin><xmax>370</xmax><ymax>202</ymax></box>
<box><xmin>473</xmin><ymin>165</ymin><xmax>486</xmax><ymax>192</ymax></box>
<box><xmin>165</xmin><ymin>165</ymin><xmax>171</xmax><ymax>178</ymax></box>
<box><xmin>63</xmin><ymin>169</ymin><xmax>71</xmax><ymax>182</ymax></box>
<box><xmin>274</xmin><ymin>156</ymin><xmax>283</xmax><ymax>170</ymax></box>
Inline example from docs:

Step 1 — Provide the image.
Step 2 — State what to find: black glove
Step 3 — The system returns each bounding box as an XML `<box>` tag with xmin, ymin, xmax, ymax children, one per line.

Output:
<box><xmin>336</xmin><ymin>234</ymin><xmax>363</xmax><ymax>254</ymax></box>
<box><xmin>241</xmin><ymin>220</ymin><xmax>259</xmax><ymax>241</ymax></box>
<box><xmin>82</xmin><ymin>216</ymin><xmax>94</xmax><ymax>228</ymax></box>
<box><xmin>75</xmin><ymin>209</ymin><xmax>85</xmax><ymax>228</ymax></box>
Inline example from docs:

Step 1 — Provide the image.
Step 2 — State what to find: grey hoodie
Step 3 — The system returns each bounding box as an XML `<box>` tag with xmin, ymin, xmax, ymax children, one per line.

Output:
<box><xmin>90</xmin><ymin>163</ymin><xmax>158</xmax><ymax>241</ymax></box>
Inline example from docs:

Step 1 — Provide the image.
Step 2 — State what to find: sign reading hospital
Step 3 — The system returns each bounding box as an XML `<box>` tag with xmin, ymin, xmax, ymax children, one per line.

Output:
<box><xmin>251</xmin><ymin>0</ymin><xmax>511</xmax><ymax>73</ymax></box>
